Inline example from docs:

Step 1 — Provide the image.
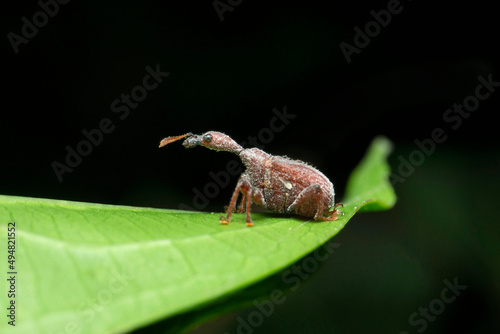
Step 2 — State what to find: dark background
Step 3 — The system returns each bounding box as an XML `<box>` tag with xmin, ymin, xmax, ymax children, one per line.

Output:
<box><xmin>2</xmin><ymin>0</ymin><xmax>499</xmax><ymax>333</ymax></box>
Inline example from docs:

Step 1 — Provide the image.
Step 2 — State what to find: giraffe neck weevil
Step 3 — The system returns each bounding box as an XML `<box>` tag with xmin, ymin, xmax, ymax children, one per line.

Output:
<box><xmin>159</xmin><ymin>131</ymin><xmax>343</xmax><ymax>226</ymax></box>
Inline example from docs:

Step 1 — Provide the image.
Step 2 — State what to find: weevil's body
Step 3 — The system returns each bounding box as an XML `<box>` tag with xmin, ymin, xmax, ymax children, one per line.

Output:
<box><xmin>240</xmin><ymin>148</ymin><xmax>335</xmax><ymax>218</ymax></box>
<box><xmin>159</xmin><ymin>131</ymin><xmax>342</xmax><ymax>226</ymax></box>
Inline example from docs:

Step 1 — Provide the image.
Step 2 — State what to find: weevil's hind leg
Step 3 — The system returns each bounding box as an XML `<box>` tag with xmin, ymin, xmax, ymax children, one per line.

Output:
<box><xmin>333</xmin><ymin>203</ymin><xmax>343</xmax><ymax>211</ymax></box>
<box><xmin>287</xmin><ymin>184</ymin><xmax>342</xmax><ymax>221</ymax></box>
<box><xmin>329</xmin><ymin>203</ymin><xmax>344</xmax><ymax>220</ymax></box>
<box><xmin>324</xmin><ymin>203</ymin><xmax>344</xmax><ymax>221</ymax></box>
<box><xmin>287</xmin><ymin>184</ymin><xmax>321</xmax><ymax>216</ymax></box>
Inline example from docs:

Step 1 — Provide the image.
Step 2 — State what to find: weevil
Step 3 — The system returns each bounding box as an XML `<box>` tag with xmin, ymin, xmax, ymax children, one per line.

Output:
<box><xmin>159</xmin><ymin>131</ymin><xmax>343</xmax><ymax>226</ymax></box>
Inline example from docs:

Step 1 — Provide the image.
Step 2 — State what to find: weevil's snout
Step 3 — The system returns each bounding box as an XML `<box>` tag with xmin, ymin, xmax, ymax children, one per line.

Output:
<box><xmin>182</xmin><ymin>132</ymin><xmax>215</xmax><ymax>148</ymax></box>
<box><xmin>182</xmin><ymin>135</ymin><xmax>202</xmax><ymax>148</ymax></box>
<box><xmin>182</xmin><ymin>131</ymin><xmax>243</xmax><ymax>154</ymax></box>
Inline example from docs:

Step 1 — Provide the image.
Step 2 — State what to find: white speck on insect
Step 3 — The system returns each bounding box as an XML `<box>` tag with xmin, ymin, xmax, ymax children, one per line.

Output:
<box><xmin>278</xmin><ymin>177</ymin><xmax>293</xmax><ymax>190</ymax></box>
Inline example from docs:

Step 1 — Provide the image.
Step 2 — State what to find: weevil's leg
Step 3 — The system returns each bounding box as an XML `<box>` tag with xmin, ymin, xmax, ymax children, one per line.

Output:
<box><xmin>245</xmin><ymin>188</ymin><xmax>254</xmax><ymax>226</ymax></box>
<box><xmin>331</xmin><ymin>203</ymin><xmax>344</xmax><ymax>217</ymax></box>
<box><xmin>287</xmin><ymin>184</ymin><xmax>321</xmax><ymax>214</ymax></box>
<box><xmin>325</xmin><ymin>203</ymin><xmax>344</xmax><ymax>221</ymax></box>
<box><xmin>236</xmin><ymin>193</ymin><xmax>247</xmax><ymax>213</ymax></box>
<box><xmin>220</xmin><ymin>173</ymin><xmax>251</xmax><ymax>225</ymax></box>
<box><xmin>221</xmin><ymin>173</ymin><xmax>266</xmax><ymax>226</ymax></box>
<box><xmin>244</xmin><ymin>187</ymin><xmax>266</xmax><ymax>227</ymax></box>
<box><xmin>226</xmin><ymin>194</ymin><xmax>252</xmax><ymax>213</ymax></box>
<box><xmin>220</xmin><ymin>178</ymin><xmax>244</xmax><ymax>225</ymax></box>
<box><xmin>313</xmin><ymin>193</ymin><xmax>328</xmax><ymax>221</ymax></box>
<box><xmin>287</xmin><ymin>184</ymin><xmax>340</xmax><ymax>221</ymax></box>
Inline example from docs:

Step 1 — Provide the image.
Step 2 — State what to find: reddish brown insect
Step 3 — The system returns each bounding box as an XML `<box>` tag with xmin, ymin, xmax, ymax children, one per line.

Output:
<box><xmin>159</xmin><ymin>131</ymin><xmax>343</xmax><ymax>226</ymax></box>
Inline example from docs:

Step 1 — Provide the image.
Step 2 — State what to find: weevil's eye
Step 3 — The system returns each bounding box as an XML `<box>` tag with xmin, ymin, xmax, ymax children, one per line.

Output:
<box><xmin>203</xmin><ymin>134</ymin><xmax>213</xmax><ymax>144</ymax></box>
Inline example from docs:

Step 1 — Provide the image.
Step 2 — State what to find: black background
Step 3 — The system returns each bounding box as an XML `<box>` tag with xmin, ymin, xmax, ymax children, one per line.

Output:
<box><xmin>2</xmin><ymin>0</ymin><xmax>499</xmax><ymax>333</ymax></box>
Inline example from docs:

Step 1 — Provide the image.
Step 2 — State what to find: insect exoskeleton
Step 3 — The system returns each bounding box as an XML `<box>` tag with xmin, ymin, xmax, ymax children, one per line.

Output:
<box><xmin>159</xmin><ymin>131</ymin><xmax>343</xmax><ymax>226</ymax></box>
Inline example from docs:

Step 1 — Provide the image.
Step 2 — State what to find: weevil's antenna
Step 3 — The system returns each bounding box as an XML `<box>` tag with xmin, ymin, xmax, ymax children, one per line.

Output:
<box><xmin>159</xmin><ymin>133</ymin><xmax>193</xmax><ymax>148</ymax></box>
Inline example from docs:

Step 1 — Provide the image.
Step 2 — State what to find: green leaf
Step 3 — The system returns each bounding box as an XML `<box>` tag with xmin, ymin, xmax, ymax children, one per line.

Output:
<box><xmin>343</xmin><ymin>136</ymin><xmax>397</xmax><ymax>212</ymax></box>
<box><xmin>0</xmin><ymin>136</ymin><xmax>396</xmax><ymax>334</ymax></box>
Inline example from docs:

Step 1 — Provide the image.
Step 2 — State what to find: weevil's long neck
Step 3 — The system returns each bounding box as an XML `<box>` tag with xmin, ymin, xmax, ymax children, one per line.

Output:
<box><xmin>214</xmin><ymin>135</ymin><xmax>244</xmax><ymax>155</ymax></box>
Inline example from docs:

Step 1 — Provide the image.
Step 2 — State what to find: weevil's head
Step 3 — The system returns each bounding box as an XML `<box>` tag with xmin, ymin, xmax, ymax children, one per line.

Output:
<box><xmin>183</xmin><ymin>131</ymin><xmax>243</xmax><ymax>154</ymax></box>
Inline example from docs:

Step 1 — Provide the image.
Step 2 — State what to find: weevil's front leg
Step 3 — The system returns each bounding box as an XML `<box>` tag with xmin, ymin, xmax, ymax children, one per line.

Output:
<box><xmin>243</xmin><ymin>187</ymin><xmax>266</xmax><ymax>227</ymax></box>
<box><xmin>245</xmin><ymin>188</ymin><xmax>253</xmax><ymax>226</ymax></box>
<box><xmin>236</xmin><ymin>193</ymin><xmax>247</xmax><ymax>213</ymax></box>
<box><xmin>220</xmin><ymin>173</ymin><xmax>251</xmax><ymax>225</ymax></box>
<box><xmin>220</xmin><ymin>179</ymin><xmax>244</xmax><ymax>225</ymax></box>
<box><xmin>220</xmin><ymin>173</ymin><xmax>266</xmax><ymax>226</ymax></box>
<box><xmin>226</xmin><ymin>194</ymin><xmax>246</xmax><ymax>213</ymax></box>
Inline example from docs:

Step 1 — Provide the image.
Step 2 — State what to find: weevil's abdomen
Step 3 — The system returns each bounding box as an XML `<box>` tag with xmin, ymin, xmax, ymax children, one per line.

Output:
<box><xmin>268</xmin><ymin>156</ymin><xmax>335</xmax><ymax>217</ymax></box>
<box><xmin>240</xmin><ymin>148</ymin><xmax>335</xmax><ymax>218</ymax></box>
